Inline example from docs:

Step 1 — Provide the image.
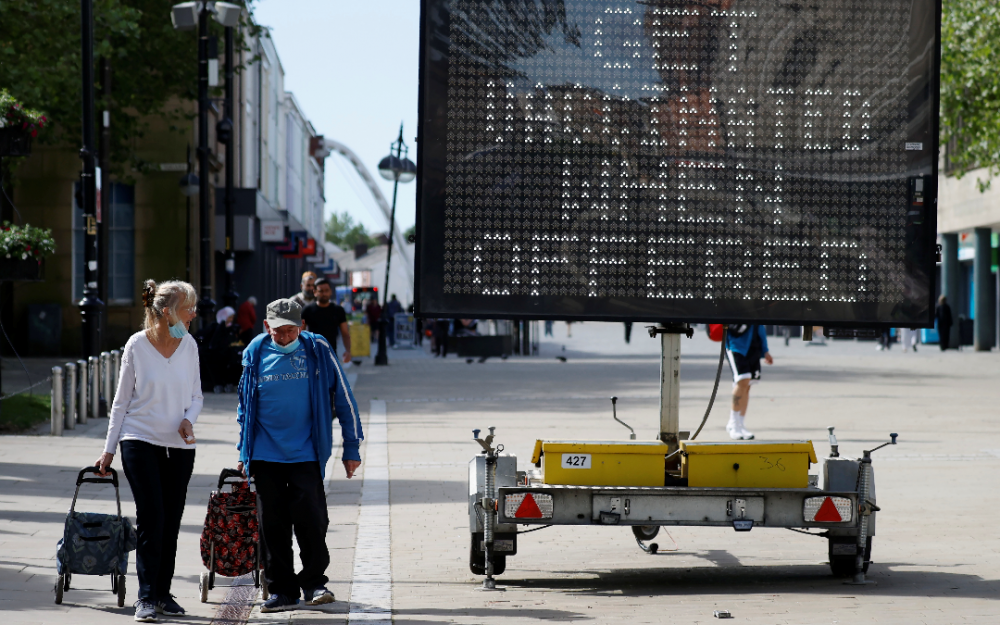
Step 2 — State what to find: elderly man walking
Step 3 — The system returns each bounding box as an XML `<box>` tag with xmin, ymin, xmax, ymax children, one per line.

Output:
<box><xmin>236</xmin><ymin>299</ymin><xmax>363</xmax><ymax>612</ymax></box>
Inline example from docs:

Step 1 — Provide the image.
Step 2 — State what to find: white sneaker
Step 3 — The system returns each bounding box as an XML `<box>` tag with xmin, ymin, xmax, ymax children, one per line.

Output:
<box><xmin>738</xmin><ymin>423</ymin><xmax>755</xmax><ymax>440</ymax></box>
<box><xmin>726</xmin><ymin>419</ymin><xmax>744</xmax><ymax>440</ymax></box>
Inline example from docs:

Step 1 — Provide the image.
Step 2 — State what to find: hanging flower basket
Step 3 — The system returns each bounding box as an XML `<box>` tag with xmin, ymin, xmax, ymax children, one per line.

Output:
<box><xmin>0</xmin><ymin>90</ymin><xmax>46</xmax><ymax>157</ymax></box>
<box><xmin>0</xmin><ymin>127</ymin><xmax>32</xmax><ymax>157</ymax></box>
<box><xmin>0</xmin><ymin>222</ymin><xmax>54</xmax><ymax>282</ymax></box>
<box><xmin>0</xmin><ymin>258</ymin><xmax>42</xmax><ymax>281</ymax></box>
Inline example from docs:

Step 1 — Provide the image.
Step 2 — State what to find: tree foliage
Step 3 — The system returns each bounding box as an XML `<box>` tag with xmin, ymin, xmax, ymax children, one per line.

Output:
<box><xmin>0</xmin><ymin>1</ymin><xmax>258</xmax><ymax>178</ymax></box>
<box><xmin>326</xmin><ymin>210</ymin><xmax>378</xmax><ymax>250</ymax></box>
<box><xmin>940</xmin><ymin>0</ymin><xmax>1000</xmax><ymax>184</ymax></box>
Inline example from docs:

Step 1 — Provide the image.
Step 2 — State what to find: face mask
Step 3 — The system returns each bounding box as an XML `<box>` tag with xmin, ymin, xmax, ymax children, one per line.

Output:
<box><xmin>273</xmin><ymin>338</ymin><xmax>300</xmax><ymax>354</ymax></box>
<box><xmin>168</xmin><ymin>312</ymin><xmax>189</xmax><ymax>339</ymax></box>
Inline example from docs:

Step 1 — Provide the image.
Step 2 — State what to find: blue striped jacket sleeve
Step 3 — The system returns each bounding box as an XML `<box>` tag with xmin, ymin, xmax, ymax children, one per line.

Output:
<box><xmin>319</xmin><ymin>337</ymin><xmax>364</xmax><ymax>461</ymax></box>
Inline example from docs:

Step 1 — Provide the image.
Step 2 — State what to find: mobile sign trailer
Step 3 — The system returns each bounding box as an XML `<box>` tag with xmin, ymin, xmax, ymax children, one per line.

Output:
<box><xmin>415</xmin><ymin>0</ymin><xmax>939</xmax><ymax>590</ymax></box>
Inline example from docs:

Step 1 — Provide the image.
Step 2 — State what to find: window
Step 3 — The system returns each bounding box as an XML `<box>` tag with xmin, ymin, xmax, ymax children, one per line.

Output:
<box><xmin>74</xmin><ymin>183</ymin><xmax>135</xmax><ymax>303</ymax></box>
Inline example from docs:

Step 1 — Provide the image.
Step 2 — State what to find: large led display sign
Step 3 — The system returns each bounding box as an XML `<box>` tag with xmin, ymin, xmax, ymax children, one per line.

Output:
<box><xmin>416</xmin><ymin>0</ymin><xmax>940</xmax><ymax>326</ymax></box>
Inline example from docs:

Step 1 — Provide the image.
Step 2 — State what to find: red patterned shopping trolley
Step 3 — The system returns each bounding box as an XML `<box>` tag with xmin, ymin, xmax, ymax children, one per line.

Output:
<box><xmin>198</xmin><ymin>468</ymin><xmax>266</xmax><ymax>601</ymax></box>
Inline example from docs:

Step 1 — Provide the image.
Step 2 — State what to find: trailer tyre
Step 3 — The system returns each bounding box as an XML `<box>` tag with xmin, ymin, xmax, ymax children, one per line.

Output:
<box><xmin>828</xmin><ymin>536</ymin><xmax>872</xmax><ymax>576</ymax></box>
<box><xmin>632</xmin><ymin>525</ymin><xmax>660</xmax><ymax>541</ymax></box>
<box><xmin>469</xmin><ymin>534</ymin><xmax>506</xmax><ymax>576</ymax></box>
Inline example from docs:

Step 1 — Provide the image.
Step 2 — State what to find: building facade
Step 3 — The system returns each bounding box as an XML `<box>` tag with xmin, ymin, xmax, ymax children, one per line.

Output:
<box><xmin>8</xmin><ymin>18</ymin><xmax>336</xmax><ymax>357</ymax></box>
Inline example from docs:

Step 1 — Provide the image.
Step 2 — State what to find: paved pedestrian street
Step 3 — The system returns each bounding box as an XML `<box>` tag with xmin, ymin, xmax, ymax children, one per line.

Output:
<box><xmin>2</xmin><ymin>323</ymin><xmax>999</xmax><ymax>624</ymax></box>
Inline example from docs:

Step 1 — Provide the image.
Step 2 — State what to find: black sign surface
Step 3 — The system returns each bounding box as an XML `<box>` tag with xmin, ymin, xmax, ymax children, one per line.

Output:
<box><xmin>416</xmin><ymin>0</ymin><xmax>939</xmax><ymax>326</ymax></box>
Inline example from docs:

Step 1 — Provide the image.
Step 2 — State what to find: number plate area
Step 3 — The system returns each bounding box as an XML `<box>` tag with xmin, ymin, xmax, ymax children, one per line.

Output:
<box><xmin>561</xmin><ymin>453</ymin><xmax>592</xmax><ymax>469</ymax></box>
<box><xmin>592</xmin><ymin>494</ymin><xmax>765</xmax><ymax>525</ymax></box>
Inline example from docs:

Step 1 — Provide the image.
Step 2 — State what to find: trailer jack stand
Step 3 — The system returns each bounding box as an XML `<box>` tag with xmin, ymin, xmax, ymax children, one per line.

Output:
<box><xmin>635</xmin><ymin>535</ymin><xmax>659</xmax><ymax>554</ymax></box>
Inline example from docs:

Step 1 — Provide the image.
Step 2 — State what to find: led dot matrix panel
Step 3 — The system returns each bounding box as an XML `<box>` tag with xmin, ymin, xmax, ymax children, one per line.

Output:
<box><xmin>416</xmin><ymin>0</ymin><xmax>939</xmax><ymax>325</ymax></box>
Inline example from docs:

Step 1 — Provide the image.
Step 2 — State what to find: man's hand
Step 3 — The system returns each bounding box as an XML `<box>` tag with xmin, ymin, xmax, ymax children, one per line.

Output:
<box><xmin>94</xmin><ymin>452</ymin><xmax>114</xmax><ymax>476</ymax></box>
<box><xmin>764</xmin><ymin>352</ymin><xmax>774</xmax><ymax>365</ymax></box>
<box><xmin>237</xmin><ymin>461</ymin><xmax>246</xmax><ymax>478</ymax></box>
<box><xmin>343</xmin><ymin>459</ymin><xmax>361</xmax><ymax>479</ymax></box>
<box><xmin>342</xmin><ymin>350</ymin><xmax>352</xmax><ymax>364</ymax></box>
<box><xmin>178</xmin><ymin>418</ymin><xmax>196</xmax><ymax>444</ymax></box>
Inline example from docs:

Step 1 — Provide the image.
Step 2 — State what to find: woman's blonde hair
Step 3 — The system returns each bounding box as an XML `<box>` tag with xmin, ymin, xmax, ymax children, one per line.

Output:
<box><xmin>141</xmin><ymin>279</ymin><xmax>197</xmax><ymax>331</ymax></box>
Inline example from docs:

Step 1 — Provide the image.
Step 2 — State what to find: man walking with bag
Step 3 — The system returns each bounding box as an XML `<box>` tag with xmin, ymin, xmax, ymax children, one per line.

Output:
<box><xmin>236</xmin><ymin>299</ymin><xmax>363</xmax><ymax>612</ymax></box>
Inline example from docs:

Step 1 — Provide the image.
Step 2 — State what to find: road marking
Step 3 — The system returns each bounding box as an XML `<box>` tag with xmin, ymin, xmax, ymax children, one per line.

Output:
<box><xmin>348</xmin><ymin>399</ymin><xmax>391</xmax><ymax>624</ymax></box>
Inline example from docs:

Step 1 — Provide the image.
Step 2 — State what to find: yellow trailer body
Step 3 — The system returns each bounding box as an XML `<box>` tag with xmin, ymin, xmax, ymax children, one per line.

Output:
<box><xmin>542</xmin><ymin>440</ymin><xmax>668</xmax><ymax>487</ymax></box>
<box><xmin>680</xmin><ymin>440</ymin><xmax>818</xmax><ymax>488</ymax></box>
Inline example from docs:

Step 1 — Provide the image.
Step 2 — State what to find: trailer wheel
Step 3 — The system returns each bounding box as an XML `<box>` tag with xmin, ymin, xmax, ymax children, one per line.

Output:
<box><xmin>55</xmin><ymin>575</ymin><xmax>64</xmax><ymax>604</ymax></box>
<box><xmin>632</xmin><ymin>526</ymin><xmax>660</xmax><ymax>541</ymax></box>
<box><xmin>828</xmin><ymin>536</ymin><xmax>872</xmax><ymax>576</ymax></box>
<box><xmin>469</xmin><ymin>534</ymin><xmax>506</xmax><ymax>576</ymax></box>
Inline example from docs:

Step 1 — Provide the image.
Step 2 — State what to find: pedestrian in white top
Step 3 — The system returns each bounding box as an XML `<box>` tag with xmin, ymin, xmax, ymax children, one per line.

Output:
<box><xmin>95</xmin><ymin>279</ymin><xmax>202</xmax><ymax>623</ymax></box>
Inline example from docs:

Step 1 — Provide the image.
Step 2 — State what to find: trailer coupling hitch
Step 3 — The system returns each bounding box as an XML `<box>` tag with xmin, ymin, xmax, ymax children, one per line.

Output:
<box><xmin>610</xmin><ymin>397</ymin><xmax>636</xmax><ymax>440</ymax></box>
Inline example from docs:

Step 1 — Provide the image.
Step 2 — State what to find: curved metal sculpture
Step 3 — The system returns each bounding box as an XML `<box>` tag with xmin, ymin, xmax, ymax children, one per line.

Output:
<box><xmin>321</xmin><ymin>138</ymin><xmax>414</xmax><ymax>288</ymax></box>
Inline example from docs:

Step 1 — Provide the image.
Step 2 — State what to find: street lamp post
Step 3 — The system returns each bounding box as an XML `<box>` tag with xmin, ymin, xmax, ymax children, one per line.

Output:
<box><xmin>374</xmin><ymin>124</ymin><xmax>416</xmax><ymax>366</ymax></box>
<box><xmin>221</xmin><ymin>24</ymin><xmax>238</xmax><ymax>307</ymax></box>
<box><xmin>172</xmin><ymin>1</ymin><xmax>241</xmax><ymax>327</ymax></box>
<box><xmin>78</xmin><ymin>0</ymin><xmax>104</xmax><ymax>358</ymax></box>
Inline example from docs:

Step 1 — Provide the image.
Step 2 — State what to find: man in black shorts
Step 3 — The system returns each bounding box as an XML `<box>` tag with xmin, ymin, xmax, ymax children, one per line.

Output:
<box><xmin>301</xmin><ymin>278</ymin><xmax>351</xmax><ymax>363</ymax></box>
<box><xmin>724</xmin><ymin>324</ymin><xmax>773</xmax><ymax>440</ymax></box>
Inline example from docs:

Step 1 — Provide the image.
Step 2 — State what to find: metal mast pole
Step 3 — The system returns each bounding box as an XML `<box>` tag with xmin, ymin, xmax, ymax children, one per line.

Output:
<box><xmin>223</xmin><ymin>24</ymin><xmax>238</xmax><ymax>307</ymax></box>
<box><xmin>78</xmin><ymin>0</ymin><xmax>104</xmax><ymax>357</ymax></box>
<box><xmin>196</xmin><ymin>4</ymin><xmax>216</xmax><ymax>326</ymax></box>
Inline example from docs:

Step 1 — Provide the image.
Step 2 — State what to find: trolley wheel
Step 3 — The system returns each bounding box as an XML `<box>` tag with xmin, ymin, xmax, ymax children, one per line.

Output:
<box><xmin>55</xmin><ymin>575</ymin><xmax>64</xmax><ymax>604</ymax></box>
<box><xmin>199</xmin><ymin>571</ymin><xmax>210</xmax><ymax>603</ymax></box>
<box><xmin>632</xmin><ymin>525</ymin><xmax>660</xmax><ymax>541</ymax></box>
<box><xmin>468</xmin><ymin>534</ymin><xmax>506</xmax><ymax>576</ymax></box>
<box><xmin>117</xmin><ymin>575</ymin><xmax>126</xmax><ymax>608</ymax></box>
<box><xmin>828</xmin><ymin>536</ymin><xmax>872</xmax><ymax>576</ymax></box>
<box><xmin>208</xmin><ymin>569</ymin><xmax>215</xmax><ymax>590</ymax></box>
<box><xmin>64</xmin><ymin>572</ymin><xmax>72</xmax><ymax>591</ymax></box>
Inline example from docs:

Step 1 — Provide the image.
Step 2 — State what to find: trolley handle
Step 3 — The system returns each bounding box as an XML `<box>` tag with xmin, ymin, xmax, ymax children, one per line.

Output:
<box><xmin>217</xmin><ymin>468</ymin><xmax>248</xmax><ymax>489</ymax></box>
<box><xmin>78</xmin><ymin>466</ymin><xmax>119</xmax><ymax>487</ymax></box>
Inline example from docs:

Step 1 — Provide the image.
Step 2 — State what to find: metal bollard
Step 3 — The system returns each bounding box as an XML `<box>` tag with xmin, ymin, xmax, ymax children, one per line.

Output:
<box><xmin>51</xmin><ymin>366</ymin><xmax>64</xmax><ymax>436</ymax></box>
<box><xmin>65</xmin><ymin>363</ymin><xmax>77</xmax><ymax>430</ymax></box>
<box><xmin>111</xmin><ymin>349</ymin><xmax>121</xmax><ymax>400</ymax></box>
<box><xmin>101</xmin><ymin>352</ymin><xmax>112</xmax><ymax>417</ymax></box>
<box><xmin>89</xmin><ymin>356</ymin><xmax>100</xmax><ymax>420</ymax></box>
<box><xmin>77</xmin><ymin>359</ymin><xmax>88</xmax><ymax>424</ymax></box>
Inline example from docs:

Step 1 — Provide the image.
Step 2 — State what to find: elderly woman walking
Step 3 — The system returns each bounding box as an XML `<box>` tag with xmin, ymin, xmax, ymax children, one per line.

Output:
<box><xmin>96</xmin><ymin>279</ymin><xmax>203</xmax><ymax>622</ymax></box>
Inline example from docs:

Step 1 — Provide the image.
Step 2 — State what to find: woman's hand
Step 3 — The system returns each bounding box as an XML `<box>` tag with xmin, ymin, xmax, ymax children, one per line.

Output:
<box><xmin>178</xmin><ymin>419</ymin><xmax>196</xmax><ymax>444</ymax></box>
<box><xmin>95</xmin><ymin>452</ymin><xmax>114</xmax><ymax>476</ymax></box>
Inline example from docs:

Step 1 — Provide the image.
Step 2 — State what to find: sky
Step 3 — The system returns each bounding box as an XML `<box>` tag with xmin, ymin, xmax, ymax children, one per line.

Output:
<box><xmin>252</xmin><ymin>0</ymin><xmax>420</xmax><ymax>236</ymax></box>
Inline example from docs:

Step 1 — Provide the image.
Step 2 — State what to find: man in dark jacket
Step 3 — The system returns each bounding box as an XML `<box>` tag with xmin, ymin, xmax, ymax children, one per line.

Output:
<box><xmin>935</xmin><ymin>294</ymin><xmax>953</xmax><ymax>351</ymax></box>
<box><xmin>236</xmin><ymin>299</ymin><xmax>363</xmax><ymax>613</ymax></box>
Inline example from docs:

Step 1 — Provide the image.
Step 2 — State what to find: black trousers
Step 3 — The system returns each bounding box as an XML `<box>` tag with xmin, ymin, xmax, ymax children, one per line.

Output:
<box><xmin>119</xmin><ymin>440</ymin><xmax>195</xmax><ymax>601</ymax></box>
<box><xmin>251</xmin><ymin>460</ymin><xmax>329</xmax><ymax>597</ymax></box>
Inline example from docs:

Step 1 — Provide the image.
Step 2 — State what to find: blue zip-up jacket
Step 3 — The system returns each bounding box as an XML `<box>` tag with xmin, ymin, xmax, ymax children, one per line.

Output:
<box><xmin>237</xmin><ymin>331</ymin><xmax>363</xmax><ymax>478</ymax></box>
<box><xmin>725</xmin><ymin>325</ymin><xmax>769</xmax><ymax>357</ymax></box>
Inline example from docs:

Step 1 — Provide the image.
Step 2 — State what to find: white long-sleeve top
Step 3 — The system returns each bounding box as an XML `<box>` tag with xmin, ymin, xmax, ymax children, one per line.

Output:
<box><xmin>103</xmin><ymin>331</ymin><xmax>204</xmax><ymax>454</ymax></box>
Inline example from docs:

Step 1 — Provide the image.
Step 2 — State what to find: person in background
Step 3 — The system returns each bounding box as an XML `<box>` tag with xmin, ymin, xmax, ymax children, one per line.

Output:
<box><xmin>301</xmin><ymin>278</ymin><xmax>351</xmax><ymax>363</ymax></box>
<box><xmin>236</xmin><ymin>299</ymin><xmax>363</xmax><ymax>612</ymax></box>
<box><xmin>900</xmin><ymin>327</ymin><xmax>919</xmax><ymax>352</ymax></box>
<box><xmin>96</xmin><ymin>279</ymin><xmax>202</xmax><ymax>622</ymax></box>
<box><xmin>433</xmin><ymin>318</ymin><xmax>450</xmax><ymax>357</ymax></box>
<box><xmin>237</xmin><ymin>296</ymin><xmax>258</xmax><ymax>346</ymax></box>
<box><xmin>724</xmin><ymin>324</ymin><xmax>773</xmax><ymax>440</ymax></box>
<box><xmin>289</xmin><ymin>271</ymin><xmax>317</xmax><ymax>309</ymax></box>
<box><xmin>384</xmin><ymin>294</ymin><xmax>404</xmax><ymax>347</ymax></box>
<box><xmin>565</xmin><ymin>321</ymin><xmax>573</xmax><ymax>338</ymax></box>
<box><xmin>366</xmin><ymin>297</ymin><xmax>382</xmax><ymax>344</ymax></box>
<box><xmin>624</xmin><ymin>321</ymin><xmax>633</xmax><ymax>344</ymax></box>
<box><xmin>544</xmin><ymin>320</ymin><xmax>554</xmax><ymax>337</ymax></box>
<box><xmin>209</xmin><ymin>306</ymin><xmax>242</xmax><ymax>392</ymax></box>
<box><xmin>935</xmin><ymin>294</ymin><xmax>953</xmax><ymax>351</ymax></box>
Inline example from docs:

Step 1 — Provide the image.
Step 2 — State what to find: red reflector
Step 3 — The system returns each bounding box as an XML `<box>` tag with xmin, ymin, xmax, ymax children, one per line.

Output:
<box><xmin>514</xmin><ymin>493</ymin><xmax>543</xmax><ymax>518</ymax></box>
<box><xmin>814</xmin><ymin>497</ymin><xmax>843</xmax><ymax>522</ymax></box>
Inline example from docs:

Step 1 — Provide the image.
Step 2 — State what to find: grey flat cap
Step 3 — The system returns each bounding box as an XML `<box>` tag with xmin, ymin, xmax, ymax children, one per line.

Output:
<box><xmin>266</xmin><ymin>298</ymin><xmax>302</xmax><ymax>328</ymax></box>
